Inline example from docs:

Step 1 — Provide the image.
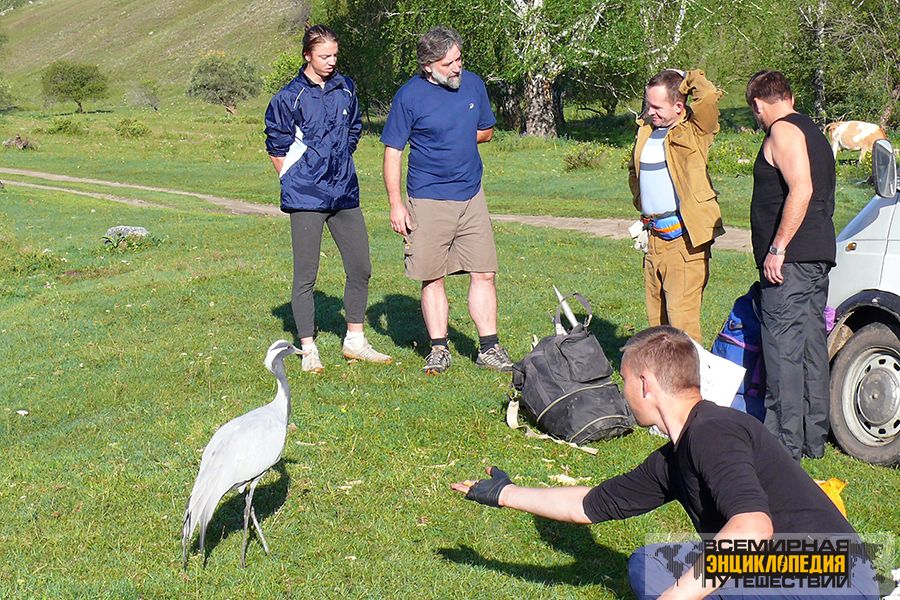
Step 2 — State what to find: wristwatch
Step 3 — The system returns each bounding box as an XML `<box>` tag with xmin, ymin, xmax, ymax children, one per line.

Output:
<box><xmin>768</xmin><ymin>245</ymin><xmax>786</xmax><ymax>256</ymax></box>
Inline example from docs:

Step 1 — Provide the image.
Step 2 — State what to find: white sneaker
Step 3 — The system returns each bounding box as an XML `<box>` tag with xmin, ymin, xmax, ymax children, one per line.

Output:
<box><xmin>300</xmin><ymin>347</ymin><xmax>324</xmax><ymax>373</ymax></box>
<box><xmin>342</xmin><ymin>339</ymin><xmax>393</xmax><ymax>364</ymax></box>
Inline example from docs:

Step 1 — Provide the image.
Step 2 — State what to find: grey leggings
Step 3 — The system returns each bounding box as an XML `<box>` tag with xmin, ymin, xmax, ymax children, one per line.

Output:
<box><xmin>290</xmin><ymin>207</ymin><xmax>371</xmax><ymax>339</ymax></box>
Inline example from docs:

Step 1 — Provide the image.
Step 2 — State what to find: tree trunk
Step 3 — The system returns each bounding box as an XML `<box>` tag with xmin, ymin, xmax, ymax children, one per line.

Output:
<box><xmin>523</xmin><ymin>73</ymin><xmax>557</xmax><ymax>137</ymax></box>
<box><xmin>552</xmin><ymin>80</ymin><xmax>565</xmax><ymax>131</ymax></box>
<box><xmin>75</xmin><ymin>100</ymin><xmax>83</xmax><ymax>114</ymax></box>
<box><xmin>879</xmin><ymin>83</ymin><xmax>900</xmax><ymax>129</ymax></box>
<box><xmin>493</xmin><ymin>81</ymin><xmax>524</xmax><ymax>132</ymax></box>
<box><xmin>811</xmin><ymin>0</ymin><xmax>827</xmax><ymax>121</ymax></box>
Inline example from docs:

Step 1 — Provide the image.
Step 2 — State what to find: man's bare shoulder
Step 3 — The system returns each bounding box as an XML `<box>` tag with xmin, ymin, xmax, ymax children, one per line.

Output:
<box><xmin>768</xmin><ymin>118</ymin><xmax>803</xmax><ymax>139</ymax></box>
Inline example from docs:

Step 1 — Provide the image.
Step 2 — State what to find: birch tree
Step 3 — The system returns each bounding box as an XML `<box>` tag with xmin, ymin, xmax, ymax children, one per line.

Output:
<box><xmin>329</xmin><ymin>0</ymin><xmax>642</xmax><ymax>137</ymax></box>
<box><xmin>798</xmin><ymin>0</ymin><xmax>828</xmax><ymax>120</ymax></box>
<box><xmin>499</xmin><ymin>0</ymin><xmax>616</xmax><ymax>136</ymax></box>
<box><xmin>824</xmin><ymin>0</ymin><xmax>900</xmax><ymax>127</ymax></box>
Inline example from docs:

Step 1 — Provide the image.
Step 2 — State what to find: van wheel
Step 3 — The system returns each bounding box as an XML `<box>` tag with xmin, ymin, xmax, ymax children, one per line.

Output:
<box><xmin>830</xmin><ymin>322</ymin><xmax>900</xmax><ymax>465</ymax></box>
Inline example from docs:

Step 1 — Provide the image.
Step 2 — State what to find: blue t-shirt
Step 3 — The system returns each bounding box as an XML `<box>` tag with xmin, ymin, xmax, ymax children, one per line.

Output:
<box><xmin>381</xmin><ymin>70</ymin><xmax>496</xmax><ymax>201</ymax></box>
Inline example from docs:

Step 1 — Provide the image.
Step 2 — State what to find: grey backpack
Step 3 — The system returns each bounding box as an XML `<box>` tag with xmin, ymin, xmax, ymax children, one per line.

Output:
<box><xmin>511</xmin><ymin>296</ymin><xmax>634</xmax><ymax>444</ymax></box>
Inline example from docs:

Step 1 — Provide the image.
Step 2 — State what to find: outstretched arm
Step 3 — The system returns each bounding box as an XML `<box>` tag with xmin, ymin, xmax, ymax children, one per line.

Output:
<box><xmin>451</xmin><ymin>466</ymin><xmax>593</xmax><ymax>524</ymax></box>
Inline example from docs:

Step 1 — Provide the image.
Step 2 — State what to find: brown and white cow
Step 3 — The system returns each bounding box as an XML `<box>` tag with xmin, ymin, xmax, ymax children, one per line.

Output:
<box><xmin>824</xmin><ymin>121</ymin><xmax>888</xmax><ymax>165</ymax></box>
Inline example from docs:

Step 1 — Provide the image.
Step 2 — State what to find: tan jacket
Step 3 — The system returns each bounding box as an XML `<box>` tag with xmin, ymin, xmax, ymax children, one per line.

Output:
<box><xmin>628</xmin><ymin>70</ymin><xmax>726</xmax><ymax>248</ymax></box>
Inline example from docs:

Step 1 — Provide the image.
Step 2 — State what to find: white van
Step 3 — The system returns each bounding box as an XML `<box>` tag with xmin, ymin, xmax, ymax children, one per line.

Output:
<box><xmin>826</xmin><ymin>138</ymin><xmax>900</xmax><ymax>465</ymax></box>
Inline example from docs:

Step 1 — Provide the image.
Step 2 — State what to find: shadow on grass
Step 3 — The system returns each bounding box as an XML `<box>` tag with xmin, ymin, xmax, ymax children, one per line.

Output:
<box><xmin>366</xmin><ymin>292</ymin><xmax>478</xmax><ymax>360</ymax></box>
<box><xmin>44</xmin><ymin>109</ymin><xmax>115</xmax><ymax>116</ymax></box>
<box><xmin>194</xmin><ymin>461</ymin><xmax>291</xmax><ymax>565</ymax></box>
<box><xmin>271</xmin><ymin>290</ymin><xmax>486</xmax><ymax>361</ymax></box>
<box><xmin>559</xmin><ymin>112</ymin><xmax>636</xmax><ymax>146</ymax></box>
<box><xmin>552</xmin><ymin>298</ymin><xmax>631</xmax><ymax>371</ymax></box>
<box><xmin>437</xmin><ymin>517</ymin><xmax>631</xmax><ymax>596</ymax></box>
<box><xmin>587</xmin><ymin>315</ymin><xmax>631</xmax><ymax>373</ymax></box>
<box><xmin>271</xmin><ymin>291</ymin><xmax>358</xmax><ymax>342</ymax></box>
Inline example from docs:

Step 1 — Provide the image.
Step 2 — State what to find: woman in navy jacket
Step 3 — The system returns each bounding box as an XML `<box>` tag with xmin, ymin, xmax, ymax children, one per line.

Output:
<box><xmin>265</xmin><ymin>24</ymin><xmax>391</xmax><ymax>372</ymax></box>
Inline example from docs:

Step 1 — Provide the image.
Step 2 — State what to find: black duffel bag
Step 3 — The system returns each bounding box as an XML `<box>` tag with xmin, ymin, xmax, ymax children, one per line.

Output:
<box><xmin>511</xmin><ymin>295</ymin><xmax>634</xmax><ymax>444</ymax></box>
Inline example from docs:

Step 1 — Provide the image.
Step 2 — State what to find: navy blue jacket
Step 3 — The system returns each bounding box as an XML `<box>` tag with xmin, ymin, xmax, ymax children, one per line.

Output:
<box><xmin>264</xmin><ymin>69</ymin><xmax>362</xmax><ymax>213</ymax></box>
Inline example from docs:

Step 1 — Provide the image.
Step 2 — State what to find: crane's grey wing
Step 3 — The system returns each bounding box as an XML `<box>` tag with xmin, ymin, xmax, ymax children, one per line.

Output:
<box><xmin>183</xmin><ymin>406</ymin><xmax>287</xmax><ymax>548</ymax></box>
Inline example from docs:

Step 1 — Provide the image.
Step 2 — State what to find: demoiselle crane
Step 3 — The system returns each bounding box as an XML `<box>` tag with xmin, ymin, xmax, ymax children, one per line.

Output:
<box><xmin>182</xmin><ymin>340</ymin><xmax>300</xmax><ymax>568</ymax></box>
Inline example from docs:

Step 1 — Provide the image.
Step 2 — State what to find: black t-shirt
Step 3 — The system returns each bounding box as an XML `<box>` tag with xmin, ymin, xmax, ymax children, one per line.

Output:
<box><xmin>582</xmin><ymin>402</ymin><xmax>855</xmax><ymax>536</ymax></box>
<box><xmin>749</xmin><ymin>112</ymin><xmax>836</xmax><ymax>268</ymax></box>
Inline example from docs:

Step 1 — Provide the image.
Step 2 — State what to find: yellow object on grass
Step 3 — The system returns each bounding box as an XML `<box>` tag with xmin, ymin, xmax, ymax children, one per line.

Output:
<box><xmin>815</xmin><ymin>478</ymin><xmax>848</xmax><ymax>517</ymax></box>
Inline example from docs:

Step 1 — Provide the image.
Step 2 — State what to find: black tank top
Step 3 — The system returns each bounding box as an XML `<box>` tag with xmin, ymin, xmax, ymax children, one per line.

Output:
<box><xmin>750</xmin><ymin>112</ymin><xmax>836</xmax><ymax>267</ymax></box>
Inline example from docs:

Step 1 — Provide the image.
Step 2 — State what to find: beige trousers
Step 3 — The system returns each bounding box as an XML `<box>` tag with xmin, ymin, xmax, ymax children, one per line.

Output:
<box><xmin>642</xmin><ymin>233</ymin><xmax>710</xmax><ymax>342</ymax></box>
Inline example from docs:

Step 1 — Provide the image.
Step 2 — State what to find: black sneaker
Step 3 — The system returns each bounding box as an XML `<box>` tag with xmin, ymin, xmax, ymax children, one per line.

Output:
<box><xmin>476</xmin><ymin>344</ymin><xmax>514</xmax><ymax>372</ymax></box>
<box><xmin>422</xmin><ymin>345</ymin><xmax>451</xmax><ymax>375</ymax></box>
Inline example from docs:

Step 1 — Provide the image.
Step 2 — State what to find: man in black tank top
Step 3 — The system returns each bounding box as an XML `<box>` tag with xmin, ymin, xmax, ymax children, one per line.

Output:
<box><xmin>746</xmin><ymin>71</ymin><xmax>836</xmax><ymax>461</ymax></box>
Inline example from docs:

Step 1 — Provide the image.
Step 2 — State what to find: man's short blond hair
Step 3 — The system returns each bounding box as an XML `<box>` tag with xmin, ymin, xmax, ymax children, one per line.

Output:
<box><xmin>622</xmin><ymin>326</ymin><xmax>700</xmax><ymax>394</ymax></box>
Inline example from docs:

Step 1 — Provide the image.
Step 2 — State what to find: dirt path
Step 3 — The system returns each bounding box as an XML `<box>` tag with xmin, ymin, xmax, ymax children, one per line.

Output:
<box><xmin>3</xmin><ymin>179</ymin><xmax>170</xmax><ymax>210</ymax></box>
<box><xmin>491</xmin><ymin>214</ymin><xmax>751</xmax><ymax>252</ymax></box>
<box><xmin>0</xmin><ymin>167</ymin><xmax>281</xmax><ymax>216</ymax></box>
<box><xmin>1</xmin><ymin>167</ymin><xmax>752</xmax><ymax>251</ymax></box>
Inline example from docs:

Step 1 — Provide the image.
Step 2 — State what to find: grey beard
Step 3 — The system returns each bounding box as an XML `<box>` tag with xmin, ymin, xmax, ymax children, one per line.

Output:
<box><xmin>432</xmin><ymin>71</ymin><xmax>461</xmax><ymax>90</ymax></box>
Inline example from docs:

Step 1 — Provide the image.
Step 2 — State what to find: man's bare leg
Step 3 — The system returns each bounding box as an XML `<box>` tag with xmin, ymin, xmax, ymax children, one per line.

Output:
<box><xmin>422</xmin><ymin>277</ymin><xmax>449</xmax><ymax>339</ymax></box>
<box><xmin>468</xmin><ymin>272</ymin><xmax>497</xmax><ymax>336</ymax></box>
<box><xmin>468</xmin><ymin>271</ymin><xmax>512</xmax><ymax>370</ymax></box>
<box><xmin>421</xmin><ymin>277</ymin><xmax>452</xmax><ymax>373</ymax></box>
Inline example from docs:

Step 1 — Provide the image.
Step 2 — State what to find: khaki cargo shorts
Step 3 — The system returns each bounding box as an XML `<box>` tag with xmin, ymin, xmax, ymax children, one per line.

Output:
<box><xmin>403</xmin><ymin>187</ymin><xmax>499</xmax><ymax>281</ymax></box>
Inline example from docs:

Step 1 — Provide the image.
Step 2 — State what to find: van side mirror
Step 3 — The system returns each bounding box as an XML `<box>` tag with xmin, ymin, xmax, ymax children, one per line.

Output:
<box><xmin>872</xmin><ymin>139</ymin><xmax>897</xmax><ymax>198</ymax></box>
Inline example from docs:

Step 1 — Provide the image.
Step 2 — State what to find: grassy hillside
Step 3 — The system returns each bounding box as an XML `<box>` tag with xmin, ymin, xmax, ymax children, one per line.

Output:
<box><xmin>0</xmin><ymin>0</ymin><xmax>304</xmax><ymax>96</ymax></box>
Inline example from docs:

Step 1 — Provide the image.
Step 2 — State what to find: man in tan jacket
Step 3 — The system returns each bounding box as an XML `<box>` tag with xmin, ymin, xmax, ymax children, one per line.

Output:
<box><xmin>628</xmin><ymin>69</ymin><xmax>725</xmax><ymax>342</ymax></box>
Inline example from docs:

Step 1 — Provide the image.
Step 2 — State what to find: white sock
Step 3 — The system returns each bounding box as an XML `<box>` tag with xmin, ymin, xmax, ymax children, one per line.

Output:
<box><xmin>344</xmin><ymin>331</ymin><xmax>365</xmax><ymax>349</ymax></box>
<box><xmin>301</xmin><ymin>342</ymin><xmax>318</xmax><ymax>354</ymax></box>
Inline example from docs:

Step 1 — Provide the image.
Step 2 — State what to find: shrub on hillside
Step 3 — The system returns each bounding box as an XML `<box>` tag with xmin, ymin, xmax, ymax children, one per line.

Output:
<box><xmin>41</xmin><ymin>60</ymin><xmax>109</xmax><ymax>113</ymax></box>
<box><xmin>264</xmin><ymin>51</ymin><xmax>303</xmax><ymax>94</ymax></box>
<box><xmin>43</xmin><ymin>117</ymin><xmax>88</xmax><ymax>135</ymax></box>
<box><xmin>187</xmin><ymin>53</ymin><xmax>260</xmax><ymax>115</ymax></box>
<box><xmin>0</xmin><ymin>76</ymin><xmax>14</xmax><ymax>111</ymax></box>
<box><xmin>125</xmin><ymin>80</ymin><xmax>160</xmax><ymax>111</ymax></box>
<box><xmin>115</xmin><ymin>118</ymin><xmax>150</xmax><ymax>139</ymax></box>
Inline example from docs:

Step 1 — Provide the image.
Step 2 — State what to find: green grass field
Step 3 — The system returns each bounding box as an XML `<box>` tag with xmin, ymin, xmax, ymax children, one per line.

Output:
<box><xmin>1</xmin><ymin>97</ymin><xmax>898</xmax><ymax>598</ymax></box>
<box><xmin>0</xmin><ymin>97</ymin><xmax>881</xmax><ymax>230</ymax></box>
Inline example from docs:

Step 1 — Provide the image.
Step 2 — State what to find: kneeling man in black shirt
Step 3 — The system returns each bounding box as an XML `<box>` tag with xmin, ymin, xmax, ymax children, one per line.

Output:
<box><xmin>452</xmin><ymin>326</ymin><xmax>877</xmax><ymax>599</ymax></box>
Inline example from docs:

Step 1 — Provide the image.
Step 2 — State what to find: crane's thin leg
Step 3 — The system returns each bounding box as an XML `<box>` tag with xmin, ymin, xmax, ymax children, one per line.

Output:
<box><xmin>240</xmin><ymin>479</ymin><xmax>259</xmax><ymax>568</ymax></box>
<box><xmin>250</xmin><ymin>506</ymin><xmax>270</xmax><ymax>554</ymax></box>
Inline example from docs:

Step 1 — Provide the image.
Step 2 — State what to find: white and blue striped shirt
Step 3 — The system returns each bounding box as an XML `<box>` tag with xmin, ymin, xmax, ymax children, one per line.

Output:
<box><xmin>639</xmin><ymin>127</ymin><xmax>680</xmax><ymax>216</ymax></box>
